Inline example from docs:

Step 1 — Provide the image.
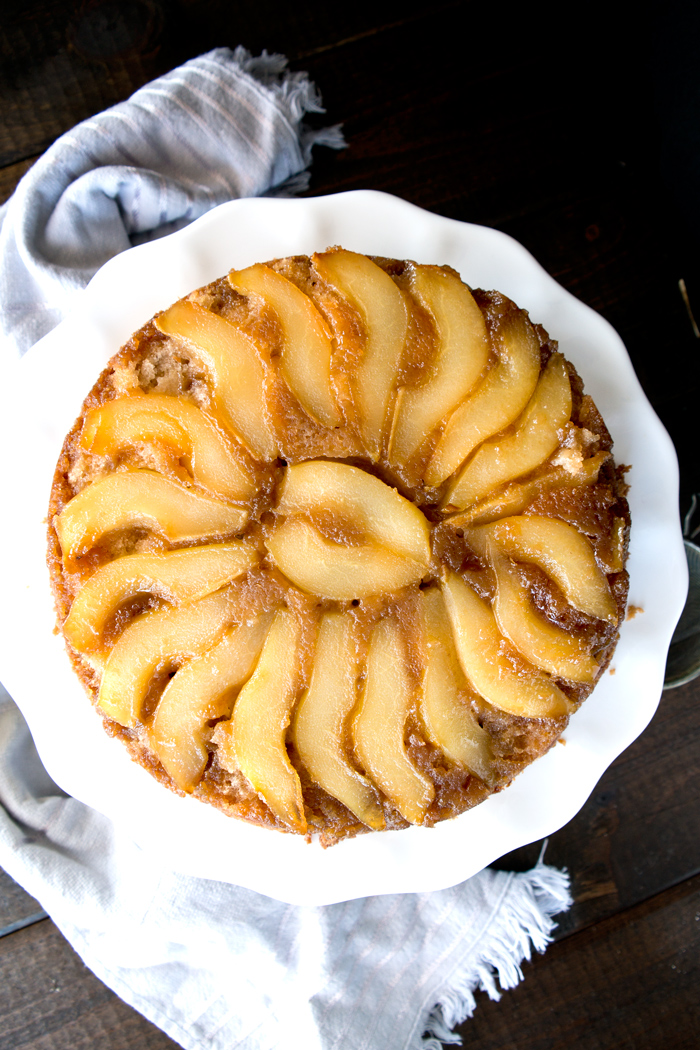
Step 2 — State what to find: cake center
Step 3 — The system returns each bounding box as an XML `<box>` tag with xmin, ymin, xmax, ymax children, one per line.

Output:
<box><xmin>265</xmin><ymin>459</ymin><xmax>432</xmax><ymax>600</ymax></box>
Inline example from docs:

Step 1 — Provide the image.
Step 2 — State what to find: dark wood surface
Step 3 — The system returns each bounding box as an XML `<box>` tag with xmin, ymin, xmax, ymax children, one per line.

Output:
<box><xmin>2</xmin><ymin>4</ymin><xmax>698</xmax><ymax>1048</ymax></box>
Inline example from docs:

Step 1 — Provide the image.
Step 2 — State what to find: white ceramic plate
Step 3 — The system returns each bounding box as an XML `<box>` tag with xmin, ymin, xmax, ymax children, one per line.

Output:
<box><xmin>0</xmin><ymin>190</ymin><xmax>686</xmax><ymax>905</ymax></box>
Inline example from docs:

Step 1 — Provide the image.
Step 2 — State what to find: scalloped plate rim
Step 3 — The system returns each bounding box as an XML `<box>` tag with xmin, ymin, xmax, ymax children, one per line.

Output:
<box><xmin>0</xmin><ymin>189</ymin><xmax>686</xmax><ymax>905</ymax></box>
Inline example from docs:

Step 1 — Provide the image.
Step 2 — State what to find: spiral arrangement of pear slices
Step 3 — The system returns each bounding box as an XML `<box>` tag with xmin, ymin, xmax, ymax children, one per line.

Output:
<box><xmin>49</xmin><ymin>249</ymin><xmax>629</xmax><ymax>838</ymax></box>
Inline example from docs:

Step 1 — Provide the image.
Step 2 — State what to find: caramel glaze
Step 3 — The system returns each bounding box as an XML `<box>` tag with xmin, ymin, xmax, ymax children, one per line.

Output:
<box><xmin>47</xmin><ymin>255</ymin><xmax>630</xmax><ymax>846</ymax></box>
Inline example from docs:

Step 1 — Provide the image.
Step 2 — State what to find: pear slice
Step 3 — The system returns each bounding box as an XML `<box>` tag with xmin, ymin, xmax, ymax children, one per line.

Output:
<box><xmin>443</xmin><ymin>352</ymin><xmax>572</xmax><ymax>509</ymax></box>
<box><xmin>80</xmin><ymin>393</ymin><xmax>255</xmax><ymax>501</ymax></box>
<box><xmin>417</xmin><ymin>587</ymin><xmax>494</xmax><ymax>782</ymax></box>
<box><xmin>607</xmin><ymin>517</ymin><xmax>627</xmax><ymax>574</ymax></box>
<box><xmin>490</xmin><ymin>515</ymin><xmax>617</xmax><ymax>622</ymax></box>
<box><xmin>426</xmin><ymin>304</ymin><xmax>541</xmax><ymax>486</ymax></box>
<box><xmin>389</xmin><ymin>266</ymin><xmax>490</xmax><ymax>467</ymax></box>
<box><xmin>216</xmin><ymin>608</ymin><xmax>307</xmax><ymax>833</ymax></box>
<box><xmin>277</xmin><ymin>460</ymin><xmax>431</xmax><ymax>566</ymax></box>
<box><xmin>98</xmin><ymin>586</ymin><xmax>241</xmax><ymax>727</ymax></box>
<box><xmin>313</xmin><ymin>249</ymin><xmax>408</xmax><ymax>461</ymax></box>
<box><xmin>63</xmin><ymin>543</ymin><xmax>258</xmax><ymax>653</ymax></box>
<box><xmin>445</xmin><ymin>451</ymin><xmax>610</xmax><ymax>527</ymax></box>
<box><xmin>149</xmin><ymin>611</ymin><xmax>273</xmax><ymax>792</ymax></box>
<box><xmin>155</xmin><ymin>298</ymin><xmax>277</xmax><ymax>460</ymax></box>
<box><xmin>352</xmin><ymin>616</ymin><xmax>434</xmax><ymax>824</ymax></box>
<box><xmin>267</xmin><ymin>518</ymin><xmax>425</xmax><ymax>600</ymax></box>
<box><xmin>228</xmin><ymin>264</ymin><xmax>342</xmax><ymax>428</ymax></box>
<box><xmin>441</xmin><ymin>569</ymin><xmax>570</xmax><ymax>719</ymax></box>
<box><xmin>55</xmin><ymin>469</ymin><xmax>248</xmax><ymax>566</ymax></box>
<box><xmin>476</xmin><ymin>543</ymin><xmax>599</xmax><ymax>684</ymax></box>
<box><xmin>292</xmin><ymin>612</ymin><xmax>385</xmax><ymax>829</ymax></box>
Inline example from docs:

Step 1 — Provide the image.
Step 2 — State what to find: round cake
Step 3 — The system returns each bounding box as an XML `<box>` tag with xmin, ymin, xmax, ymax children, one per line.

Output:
<box><xmin>47</xmin><ymin>249</ymin><xmax>630</xmax><ymax>845</ymax></box>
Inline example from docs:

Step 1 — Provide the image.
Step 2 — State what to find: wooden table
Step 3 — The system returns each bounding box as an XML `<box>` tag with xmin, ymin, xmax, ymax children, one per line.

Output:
<box><xmin>2</xmin><ymin>4</ymin><xmax>699</xmax><ymax>1047</ymax></box>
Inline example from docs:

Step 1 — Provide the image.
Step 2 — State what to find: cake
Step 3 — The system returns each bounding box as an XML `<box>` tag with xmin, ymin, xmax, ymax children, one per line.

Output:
<box><xmin>47</xmin><ymin>249</ymin><xmax>630</xmax><ymax>845</ymax></box>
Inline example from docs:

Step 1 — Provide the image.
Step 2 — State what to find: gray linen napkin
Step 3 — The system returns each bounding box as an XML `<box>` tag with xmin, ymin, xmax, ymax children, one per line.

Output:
<box><xmin>0</xmin><ymin>45</ymin><xmax>344</xmax><ymax>356</ymax></box>
<box><xmin>0</xmin><ymin>47</ymin><xmax>571</xmax><ymax>1049</ymax></box>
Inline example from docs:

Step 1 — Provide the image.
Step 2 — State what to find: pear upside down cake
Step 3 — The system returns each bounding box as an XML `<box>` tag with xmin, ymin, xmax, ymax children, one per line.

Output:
<box><xmin>47</xmin><ymin>249</ymin><xmax>630</xmax><ymax>845</ymax></box>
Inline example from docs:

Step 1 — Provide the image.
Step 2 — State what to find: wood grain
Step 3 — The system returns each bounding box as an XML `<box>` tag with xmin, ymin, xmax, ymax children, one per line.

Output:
<box><xmin>458</xmin><ymin>873</ymin><xmax>700</xmax><ymax>1050</ymax></box>
<box><xmin>0</xmin><ymin>158</ymin><xmax>36</xmax><ymax>205</ymax></box>
<box><xmin>0</xmin><ymin>917</ymin><xmax>179</xmax><ymax>1050</ymax></box>
<box><xmin>0</xmin><ymin>869</ymin><xmax>44</xmax><ymax>934</ymax></box>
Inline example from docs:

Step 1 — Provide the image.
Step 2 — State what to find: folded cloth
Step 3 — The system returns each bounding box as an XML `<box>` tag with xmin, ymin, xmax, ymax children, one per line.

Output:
<box><xmin>0</xmin><ymin>687</ymin><xmax>570</xmax><ymax>1050</ymax></box>
<box><xmin>0</xmin><ymin>45</ymin><xmax>344</xmax><ymax>358</ymax></box>
<box><xmin>0</xmin><ymin>47</ymin><xmax>571</xmax><ymax>1049</ymax></box>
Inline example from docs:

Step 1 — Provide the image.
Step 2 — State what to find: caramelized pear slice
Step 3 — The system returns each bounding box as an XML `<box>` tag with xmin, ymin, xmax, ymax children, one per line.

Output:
<box><xmin>352</xmin><ymin>617</ymin><xmax>434</xmax><ymax>824</ymax></box>
<box><xmin>389</xmin><ymin>266</ymin><xmax>490</xmax><ymax>466</ymax></box>
<box><xmin>313</xmin><ymin>249</ymin><xmax>408</xmax><ymax>461</ymax></box>
<box><xmin>155</xmin><ymin>298</ymin><xmax>277</xmax><ymax>459</ymax></box>
<box><xmin>228</xmin><ymin>264</ymin><xmax>342</xmax><ymax>428</ymax></box>
<box><xmin>426</xmin><ymin>304</ymin><xmax>541</xmax><ymax>486</ymax></box>
<box><xmin>98</xmin><ymin>586</ymin><xmax>241</xmax><ymax>727</ymax></box>
<box><xmin>417</xmin><ymin>587</ymin><xmax>494</xmax><ymax>782</ymax></box>
<box><xmin>80</xmin><ymin>393</ymin><xmax>255</xmax><ymax>501</ymax></box>
<box><xmin>149</xmin><ymin>611</ymin><xmax>273</xmax><ymax>792</ymax></box>
<box><xmin>443</xmin><ymin>352</ymin><xmax>572</xmax><ymax>509</ymax></box>
<box><xmin>63</xmin><ymin>542</ymin><xmax>258</xmax><ymax>653</ymax></box>
<box><xmin>607</xmin><ymin>517</ymin><xmax>626</xmax><ymax>574</ymax></box>
<box><xmin>293</xmin><ymin>612</ymin><xmax>385</xmax><ymax>829</ymax></box>
<box><xmin>491</xmin><ymin>556</ymin><xmax>598</xmax><ymax>683</ymax></box>
<box><xmin>441</xmin><ymin>570</ymin><xmax>569</xmax><ymax>719</ymax></box>
<box><xmin>490</xmin><ymin>515</ymin><xmax>617</xmax><ymax>622</ymax></box>
<box><xmin>216</xmin><ymin>608</ymin><xmax>307</xmax><ymax>833</ymax></box>
<box><xmin>445</xmin><ymin>452</ymin><xmax>609</xmax><ymax>528</ymax></box>
<box><xmin>277</xmin><ymin>460</ymin><xmax>431</xmax><ymax>566</ymax></box>
<box><xmin>55</xmin><ymin>470</ymin><xmax>248</xmax><ymax>566</ymax></box>
<box><xmin>267</xmin><ymin>518</ymin><xmax>425</xmax><ymax>600</ymax></box>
